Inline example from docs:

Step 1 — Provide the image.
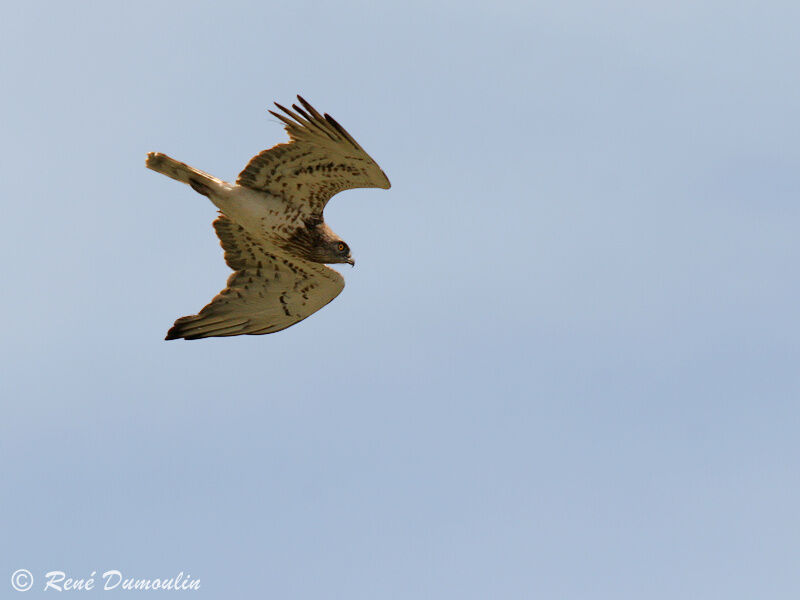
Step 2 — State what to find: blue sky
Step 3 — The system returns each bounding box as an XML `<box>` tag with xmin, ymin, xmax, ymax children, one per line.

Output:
<box><xmin>2</xmin><ymin>1</ymin><xmax>798</xmax><ymax>598</ymax></box>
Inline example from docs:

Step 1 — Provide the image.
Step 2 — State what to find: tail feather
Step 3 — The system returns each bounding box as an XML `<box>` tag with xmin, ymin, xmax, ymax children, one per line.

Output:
<box><xmin>146</xmin><ymin>152</ymin><xmax>225</xmax><ymax>195</ymax></box>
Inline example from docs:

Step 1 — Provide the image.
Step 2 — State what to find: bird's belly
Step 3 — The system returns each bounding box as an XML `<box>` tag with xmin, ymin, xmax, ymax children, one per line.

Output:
<box><xmin>216</xmin><ymin>186</ymin><xmax>301</xmax><ymax>243</ymax></box>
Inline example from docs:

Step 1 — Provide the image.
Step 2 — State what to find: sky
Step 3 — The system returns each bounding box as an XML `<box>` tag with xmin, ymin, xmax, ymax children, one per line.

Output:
<box><xmin>1</xmin><ymin>1</ymin><xmax>798</xmax><ymax>598</ymax></box>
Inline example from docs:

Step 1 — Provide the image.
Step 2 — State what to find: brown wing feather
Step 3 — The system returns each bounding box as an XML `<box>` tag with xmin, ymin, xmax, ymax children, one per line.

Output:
<box><xmin>165</xmin><ymin>216</ymin><xmax>344</xmax><ymax>340</ymax></box>
<box><xmin>236</xmin><ymin>96</ymin><xmax>390</xmax><ymax>219</ymax></box>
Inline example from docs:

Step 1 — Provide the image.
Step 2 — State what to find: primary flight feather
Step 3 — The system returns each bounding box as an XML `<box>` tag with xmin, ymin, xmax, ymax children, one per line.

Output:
<box><xmin>146</xmin><ymin>96</ymin><xmax>390</xmax><ymax>340</ymax></box>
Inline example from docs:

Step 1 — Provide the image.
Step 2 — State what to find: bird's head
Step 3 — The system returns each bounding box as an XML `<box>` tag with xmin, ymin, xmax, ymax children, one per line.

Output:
<box><xmin>322</xmin><ymin>239</ymin><xmax>354</xmax><ymax>266</ymax></box>
<box><xmin>296</xmin><ymin>221</ymin><xmax>355</xmax><ymax>266</ymax></box>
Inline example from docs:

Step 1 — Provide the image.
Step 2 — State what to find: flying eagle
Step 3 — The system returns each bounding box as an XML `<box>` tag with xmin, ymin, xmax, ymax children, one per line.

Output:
<box><xmin>146</xmin><ymin>96</ymin><xmax>390</xmax><ymax>340</ymax></box>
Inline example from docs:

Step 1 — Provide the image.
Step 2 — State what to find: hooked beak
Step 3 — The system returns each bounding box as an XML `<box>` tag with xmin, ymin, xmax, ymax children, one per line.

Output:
<box><xmin>346</xmin><ymin>257</ymin><xmax>355</xmax><ymax>267</ymax></box>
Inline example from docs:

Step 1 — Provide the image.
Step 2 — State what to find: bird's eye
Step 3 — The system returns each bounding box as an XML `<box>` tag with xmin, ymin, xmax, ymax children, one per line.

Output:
<box><xmin>337</xmin><ymin>243</ymin><xmax>345</xmax><ymax>252</ymax></box>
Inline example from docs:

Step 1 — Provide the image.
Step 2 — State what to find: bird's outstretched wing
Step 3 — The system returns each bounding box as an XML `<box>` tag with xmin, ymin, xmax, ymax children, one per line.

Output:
<box><xmin>166</xmin><ymin>216</ymin><xmax>344</xmax><ymax>340</ymax></box>
<box><xmin>236</xmin><ymin>96</ymin><xmax>390</xmax><ymax>219</ymax></box>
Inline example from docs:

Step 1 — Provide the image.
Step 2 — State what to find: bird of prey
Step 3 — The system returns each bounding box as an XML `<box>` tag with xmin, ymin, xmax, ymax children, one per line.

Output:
<box><xmin>146</xmin><ymin>96</ymin><xmax>390</xmax><ymax>340</ymax></box>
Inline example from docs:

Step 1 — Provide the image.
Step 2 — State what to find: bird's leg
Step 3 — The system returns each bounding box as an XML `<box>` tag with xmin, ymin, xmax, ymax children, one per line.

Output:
<box><xmin>188</xmin><ymin>178</ymin><xmax>212</xmax><ymax>197</ymax></box>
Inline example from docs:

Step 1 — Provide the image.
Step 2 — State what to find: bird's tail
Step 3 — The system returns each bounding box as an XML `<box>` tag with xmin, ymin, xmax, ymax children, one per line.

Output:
<box><xmin>146</xmin><ymin>152</ymin><xmax>225</xmax><ymax>197</ymax></box>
